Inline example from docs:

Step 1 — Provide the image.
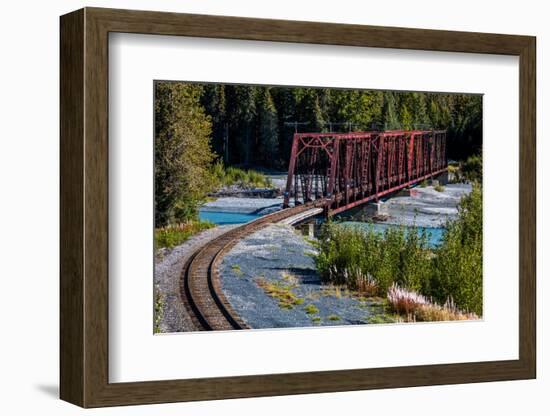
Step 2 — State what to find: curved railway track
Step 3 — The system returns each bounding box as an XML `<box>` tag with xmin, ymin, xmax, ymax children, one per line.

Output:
<box><xmin>179</xmin><ymin>202</ymin><xmax>324</xmax><ymax>331</ymax></box>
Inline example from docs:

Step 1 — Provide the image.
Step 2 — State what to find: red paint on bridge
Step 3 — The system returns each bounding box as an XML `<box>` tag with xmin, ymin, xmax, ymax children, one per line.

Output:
<box><xmin>283</xmin><ymin>130</ymin><xmax>447</xmax><ymax>216</ymax></box>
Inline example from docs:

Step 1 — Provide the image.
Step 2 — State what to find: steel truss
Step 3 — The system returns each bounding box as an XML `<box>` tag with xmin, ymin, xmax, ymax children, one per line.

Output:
<box><xmin>283</xmin><ymin>130</ymin><xmax>447</xmax><ymax>215</ymax></box>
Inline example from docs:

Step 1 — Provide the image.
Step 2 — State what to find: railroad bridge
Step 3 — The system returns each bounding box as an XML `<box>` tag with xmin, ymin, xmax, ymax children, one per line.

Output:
<box><xmin>283</xmin><ymin>130</ymin><xmax>447</xmax><ymax>216</ymax></box>
<box><xmin>182</xmin><ymin>129</ymin><xmax>448</xmax><ymax>331</ymax></box>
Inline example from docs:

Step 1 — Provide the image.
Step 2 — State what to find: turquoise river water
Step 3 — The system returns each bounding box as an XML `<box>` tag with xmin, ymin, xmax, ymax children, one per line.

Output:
<box><xmin>199</xmin><ymin>209</ymin><xmax>445</xmax><ymax>247</ymax></box>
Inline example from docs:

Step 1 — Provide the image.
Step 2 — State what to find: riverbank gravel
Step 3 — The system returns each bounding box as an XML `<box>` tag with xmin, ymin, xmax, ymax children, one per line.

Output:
<box><xmin>220</xmin><ymin>224</ymin><xmax>390</xmax><ymax>329</ymax></box>
<box><xmin>381</xmin><ymin>183</ymin><xmax>472</xmax><ymax>227</ymax></box>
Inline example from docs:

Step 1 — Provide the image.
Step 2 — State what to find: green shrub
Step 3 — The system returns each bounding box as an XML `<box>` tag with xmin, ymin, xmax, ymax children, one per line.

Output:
<box><xmin>461</xmin><ymin>154</ymin><xmax>482</xmax><ymax>184</ymax></box>
<box><xmin>154</xmin><ymin>286</ymin><xmax>164</xmax><ymax>334</ymax></box>
<box><xmin>211</xmin><ymin>160</ymin><xmax>272</xmax><ymax>189</ymax></box>
<box><xmin>315</xmin><ymin>223</ymin><xmax>431</xmax><ymax>296</ymax></box>
<box><xmin>430</xmin><ymin>184</ymin><xmax>482</xmax><ymax>315</ymax></box>
<box><xmin>315</xmin><ymin>185</ymin><xmax>483</xmax><ymax>316</ymax></box>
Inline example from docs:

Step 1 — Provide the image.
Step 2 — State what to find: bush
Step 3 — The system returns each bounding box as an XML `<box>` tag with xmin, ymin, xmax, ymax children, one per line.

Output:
<box><xmin>430</xmin><ymin>184</ymin><xmax>482</xmax><ymax>315</ymax></box>
<box><xmin>461</xmin><ymin>153</ymin><xmax>482</xmax><ymax>184</ymax></box>
<box><xmin>315</xmin><ymin>185</ymin><xmax>483</xmax><ymax>316</ymax></box>
<box><xmin>211</xmin><ymin>160</ymin><xmax>272</xmax><ymax>189</ymax></box>
<box><xmin>315</xmin><ymin>223</ymin><xmax>432</xmax><ymax>296</ymax></box>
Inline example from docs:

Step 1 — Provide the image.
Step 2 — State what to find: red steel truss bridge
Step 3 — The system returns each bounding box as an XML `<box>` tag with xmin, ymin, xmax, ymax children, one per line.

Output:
<box><xmin>283</xmin><ymin>130</ymin><xmax>447</xmax><ymax>216</ymax></box>
<box><xmin>178</xmin><ymin>130</ymin><xmax>447</xmax><ymax>331</ymax></box>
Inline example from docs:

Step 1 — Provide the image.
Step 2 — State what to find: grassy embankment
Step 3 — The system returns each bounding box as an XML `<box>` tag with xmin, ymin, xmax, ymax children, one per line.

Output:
<box><xmin>155</xmin><ymin>221</ymin><xmax>215</xmax><ymax>250</ymax></box>
<box><xmin>315</xmin><ymin>160</ymin><xmax>482</xmax><ymax>322</ymax></box>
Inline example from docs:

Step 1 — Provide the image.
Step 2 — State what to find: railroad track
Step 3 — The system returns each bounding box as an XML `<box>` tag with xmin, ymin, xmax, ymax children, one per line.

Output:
<box><xmin>179</xmin><ymin>202</ymin><xmax>324</xmax><ymax>331</ymax></box>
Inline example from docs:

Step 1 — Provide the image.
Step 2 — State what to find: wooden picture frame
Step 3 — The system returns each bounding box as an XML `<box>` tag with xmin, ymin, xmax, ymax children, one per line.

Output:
<box><xmin>60</xmin><ymin>7</ymin><xmax>536</xmax><ymax>408</ymax></box>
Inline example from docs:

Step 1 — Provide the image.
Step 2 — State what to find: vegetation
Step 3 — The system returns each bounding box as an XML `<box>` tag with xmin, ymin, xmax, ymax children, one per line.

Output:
<box><xmin>154</xmin><ymin>221</ymin><xmax>214</xmax><ymax>249</ymax></box>
<box><xmin>366</xmin><ymin>314</ymin><xmax>399</xmax><ymax>324</ymax></box>
<box><xmin>387</xmin><ymin>284</ymin><xmax>477</xmax><ymax>322</ymax></box>
<box><xmin>304</xmin><ymin>304</ymin><xmax>320</xmax><ymax>315</ymax></box>
<box><xmin>155</xmin><ymin>83</ymin><xmax>217</xmax><ymax>227</ymax></box>
<box><xmin>434</xmin><ymin>184</ymin><xmax>445</xmax><ymax>192</ymax></box>
<box><xmin>154</xmin><ymin>286</ymin><xmax>164</xmax><ymax>334</ymax></box>
<box><xmin>430</xmin><ymin>184</ymin><xmax>483</xmax><ymax>315</ymax></box>
<box><xmin>448</xmin><ymin>154</ymin><xmax>482</xmax><ymax>184</ymax></box>
<box><xmin>315</xmin><ymin>185</ymin><xmax>483</xmax><ymax>316</ymax></box>
<box><xmin>256</xmin><ymin>278</ymin><xmax>304</xmax><ymax>309</ymax></box>
<box><xmin>211</xmin><ymin>160</ymin><xmax>272</xmax><ymax>189</ymax></box>
<box><xmin>231</xmin><ymin>264</ymin><xmax>244</xmax><ymax>277</ymax></box>
<box><xmin>316</xmin><ymin>223</ymin><xmax>432</xmax><ymax>295</ymax></box>
<box><xmin>461</xmin><ymin>153</ymin><xmax>483</xmax><ymax>184</ymax></box>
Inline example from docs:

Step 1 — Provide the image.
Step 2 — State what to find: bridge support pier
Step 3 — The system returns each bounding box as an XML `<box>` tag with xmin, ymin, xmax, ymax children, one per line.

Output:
<box><xmin>305</xmin><ymin>222</ymin><xmax>315</xmax><ymax>238</ymax></box>
<box><xmin>431</xmin><ymin>171</ymin><xmax>449</xmax><ymax>186</ymax></box>
<box><xmin>364</xmin><ymin>201</ymin><xmax>388</xmax><ymax>218</ymax></box>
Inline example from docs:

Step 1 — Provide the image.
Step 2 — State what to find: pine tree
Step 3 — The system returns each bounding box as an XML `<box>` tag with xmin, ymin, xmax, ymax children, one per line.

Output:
<box><xmin>294</xmin><ymin>88</ymin><xmax>325</xmax><ymax>132</ymax></box>
<box><xmin>382</xmin><ymin>93</ymin><xmax>400</xmax><ymax>130</ymax></box>
<box><xmin>400</xmin><ymin>104</ymin><xmax>413</xmax><ymax>130</ymax></box>
<box><xmin>201</xmin><ymin>84</ymin><xmax>226</xmax><ymax>157</ymax></box>
<box><xmin>257</xmin><ymin>88</ymin><xmax>279</xmax><ymax>166</ymax></box>
<box><xmin>234</xmin><ymin>85</ymin><xmax>257</xmax><ymax>166</ymax></box>
<box><xmin>411</xmin><ymin>93</ymin><xmax>430</xmax><ymax>128</ymax></box>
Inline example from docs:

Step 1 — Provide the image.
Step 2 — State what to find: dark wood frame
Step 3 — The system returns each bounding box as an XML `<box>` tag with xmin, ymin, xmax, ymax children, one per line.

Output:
<box><xmin>60</xmin><ymin>7</ymin><xmax>536</xmax><ymax>408</ymax></box>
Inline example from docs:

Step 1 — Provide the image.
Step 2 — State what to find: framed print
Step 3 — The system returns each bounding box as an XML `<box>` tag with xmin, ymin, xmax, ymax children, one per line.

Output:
<box><xmin>60</xmin><ymin>7</ymin><xmax>536</xmax><ymax>408</ymax></box>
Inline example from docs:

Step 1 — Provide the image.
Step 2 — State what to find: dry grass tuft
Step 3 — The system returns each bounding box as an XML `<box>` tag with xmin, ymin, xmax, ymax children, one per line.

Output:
<box><xmin>256</xmin><ymin>278</ymin><xmax>304</xmax><ymax>309</ymax></box>
<box><xmin>387</xmin><ymin>284</ymin><xmax>478</xmax><ymax>322</ymax></box>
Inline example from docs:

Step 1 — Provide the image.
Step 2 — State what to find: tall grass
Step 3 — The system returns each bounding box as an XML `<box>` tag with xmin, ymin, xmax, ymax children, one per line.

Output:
<box><xmin>387</xmin><ymin>284</ymin><xmax>477</xmax><ymax>322</ymax></box>
<box><xmin>211</xmin><ymin>160</ymin><xmax>272</xmax><ymax>189</ymax></box>
<box><xmin>155</xmin><ymin>221</ymin><xmax>215</xmax><ymax>249</ymax></box>
<box><xmin>316</xmin><ymin>223</ymin><xmax>432</xmax><ymax>295</ymax></box>
<box><xmin>315</xmin><ymin>184</ymin><xmax>483</xmax><ymax>316</ymax></box>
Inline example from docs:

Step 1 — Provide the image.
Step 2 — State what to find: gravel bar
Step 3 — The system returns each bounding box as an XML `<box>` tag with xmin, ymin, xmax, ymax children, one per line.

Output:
<box><xmin>220</xmin><ymin>224</ymin><xmax>390</xmax><ymax>329</ymax></box>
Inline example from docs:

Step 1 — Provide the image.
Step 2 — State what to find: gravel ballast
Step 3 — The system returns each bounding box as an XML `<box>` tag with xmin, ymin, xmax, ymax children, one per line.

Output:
<box><xmin>154</xmin><ymin>225</ymin><xmax>238</xmax><ymax>333</ymax></box>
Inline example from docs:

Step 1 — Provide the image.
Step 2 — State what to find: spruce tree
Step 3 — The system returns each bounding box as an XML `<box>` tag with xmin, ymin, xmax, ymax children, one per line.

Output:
<box><xmin>382</xmin><ymin>92</ymin><xmax>400</xmax><ymax>130</ymax></box>
<box><xmin>257</xmin><ymin>88</ymin><xmax>279</xmax><ymax>166</ymax></box>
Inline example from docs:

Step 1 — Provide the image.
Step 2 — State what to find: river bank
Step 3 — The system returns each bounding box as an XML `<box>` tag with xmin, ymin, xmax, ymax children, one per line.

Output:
<box><xmin>371</xmin><ymin>183</ymin><xmax>472</xmax><ymax>228</ymax></box>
